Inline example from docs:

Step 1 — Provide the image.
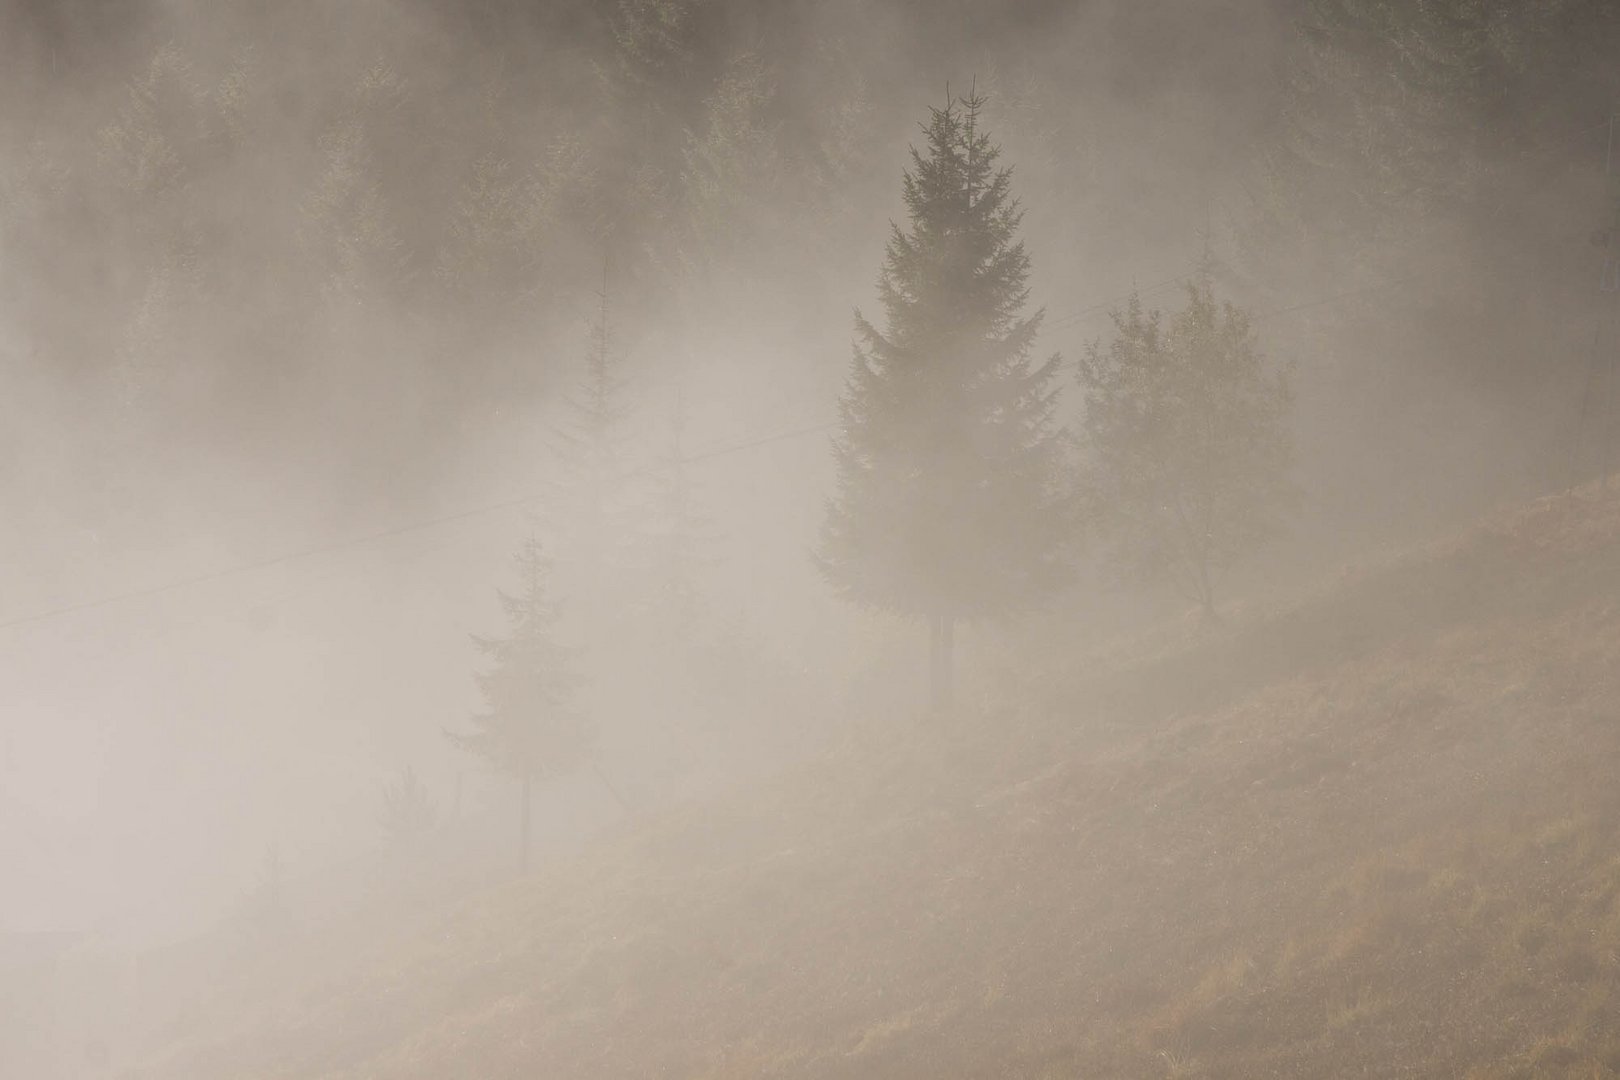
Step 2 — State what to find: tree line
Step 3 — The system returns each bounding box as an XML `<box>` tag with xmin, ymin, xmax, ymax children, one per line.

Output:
<box><xmin>8</xmin><ymin>0</ymin><xmax>1616</xmax><ymax>473</ymax></box>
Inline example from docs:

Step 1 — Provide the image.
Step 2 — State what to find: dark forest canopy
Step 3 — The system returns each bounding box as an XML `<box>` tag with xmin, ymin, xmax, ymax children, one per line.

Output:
<box><xmin>3</xmin><ymin>0</ymin><xmax>1620</xmax><ymax>553</ymax></box>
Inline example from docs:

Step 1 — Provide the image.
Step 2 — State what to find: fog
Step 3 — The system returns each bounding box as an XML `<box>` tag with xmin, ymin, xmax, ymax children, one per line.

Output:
<box><xmin>5</xmin><ymin>1</ymin><xmax>1620</xmax><ymax>1076</ymax></box>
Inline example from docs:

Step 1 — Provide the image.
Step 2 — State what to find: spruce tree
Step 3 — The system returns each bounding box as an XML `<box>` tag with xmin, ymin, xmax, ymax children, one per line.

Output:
<box><xmin>449</xmin><ymin>536</ymin><xmax>590</xmax><ymax>873</ymax></box>
<box><xmin>818</xmin><ymin>92</ymin><xmax>1064</xmax><ymax>714</ymax></box>
<box><xmin>1077</xmin><ymin>279</ymin><xmax>1294</xmax><ymax>619</ymax></box>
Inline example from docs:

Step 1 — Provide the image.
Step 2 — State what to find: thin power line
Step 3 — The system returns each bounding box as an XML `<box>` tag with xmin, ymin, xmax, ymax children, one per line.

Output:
<box><xmin>1047</xmin><ymin>269</ymin><xmax>1197</xmax><ymax>331</ymax></box>
<box><xmin>1253</xmin><ymin>273</ymin><xmax>1420</xmax><ymax>322</ymax></box>
<box><xmin>0</xmin><ymin>496</ymin><xmax>542</xmax><ymax>634</ymax></box>
<box><xmin>682</xmin><ymin>420</ymin><xmax>837</xmax><ymax>463</ymax></box>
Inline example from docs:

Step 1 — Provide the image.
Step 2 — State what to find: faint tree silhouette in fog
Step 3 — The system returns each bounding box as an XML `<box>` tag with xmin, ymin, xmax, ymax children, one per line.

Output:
<box><xmin>1077</xmin><ymin>280</ymin><xmax>1294</xmax><ymax>619</ymax></box>
<box><xmin>550</xmin><ymin>275</ymin><xmax>638</xmax><ymax>597</ymax></box>
<box><xmin>379</xmin><ymin>766</ymin><xmax>438</xmax><ymax>849</ymax></box>
<box><xmin>679</xmin><ymin>51</ymin><xmax>784</xmax><ymax>270</ymax></box>
<box><xmin>449</xmin><ymin>537</ymin><xmax>591</xmax><ymax>873</ymax></box>
<box><xmin>94</xmin><ymin>43</ymin><xmax>209</xmax><ymax>415</ymax></box>
<box><xmin>638</xmin><ymin>388</ymin><xmax>716</xmax><ymax>634</ymax></box>
<box><xmin>435</xmin><ymin>152</ymin><xmax>541</xmax><ymax>311</ymax></box>
<box><xmin>1241</xmin><ymin>0</ymin><xmax>1620</xmax><ymax>404</ymax></box>
<box><xmin>233</xmin><ymin>842</ymin><xmax>291</xmax><ymax>950</ymax></box>
<box><xmin>818</xmin><ymin>91</ymin><xmax>1065</xmax><ymax>715</ymax></box>
<box><xmin>1259</xmin><ymin>0</ymin><xmax>1620</xmax><ymax>240</ymax></box>
<box><xmin>300</xmin><ymin>60</ymin><xmax>412</xmax><ymax>313</ymax></box>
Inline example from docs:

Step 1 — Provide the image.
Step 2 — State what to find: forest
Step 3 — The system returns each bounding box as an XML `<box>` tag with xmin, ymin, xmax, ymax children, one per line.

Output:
<box><xmin>7</xmin><ymin>1</ymin><xmax>1620</xmax><ymax>1077</ymax></box>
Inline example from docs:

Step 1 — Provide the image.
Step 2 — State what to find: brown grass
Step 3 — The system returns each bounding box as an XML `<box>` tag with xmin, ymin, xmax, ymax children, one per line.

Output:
<box><xmin>123</xmin><ymin>485</ymin><xmax>1620</xmax><ymax>1079</ymax></box>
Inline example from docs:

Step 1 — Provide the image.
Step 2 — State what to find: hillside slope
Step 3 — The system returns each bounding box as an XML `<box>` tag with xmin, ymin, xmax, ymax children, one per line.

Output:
<box><xmin>129</xmin><ymin>487</ymin><xmax>1620</xmax><ymax>1079</ymax></box>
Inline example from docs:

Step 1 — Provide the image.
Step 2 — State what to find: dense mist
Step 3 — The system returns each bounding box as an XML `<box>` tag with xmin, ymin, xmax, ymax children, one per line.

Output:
<box><xmin>7</xmin><ymin>2</ymin><xmax>1620</xmax><ymax>1077</ymax></box>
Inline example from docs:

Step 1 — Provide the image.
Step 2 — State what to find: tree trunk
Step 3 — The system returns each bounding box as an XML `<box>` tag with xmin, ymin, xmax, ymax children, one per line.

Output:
<box><xmin>1193</xmin><ymin>547</ymin><xmax>1218</xmax><ymax>624</ymax></box>
<box><xmin>519</xmin><ymin>775</ymin><xmax>532</xmax><ymax>875</ymax></box>
<box><xmin>592</xmin><ymin>760</ymin><xmax>634</xmax><ymax>817</ymax></box>
<box><xmin>927</xmin><ymin>617</ymin><xmax>941</xmax><ymax>715</ymax></box>
<box><xmin>1199</xmin><ymin>576</ymin><xmax>1219</xmax><ymax>625</ymax></box>
<box><xmin>928</xmin><ymin>614</ymin><xmax>956</xmax><ymax>717</ymax></box>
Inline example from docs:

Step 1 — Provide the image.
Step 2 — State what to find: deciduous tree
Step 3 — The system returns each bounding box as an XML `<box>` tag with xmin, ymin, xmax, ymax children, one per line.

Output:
<box><xmin>1077</xmin><ymin>280</ymin><xmax>1294</xmax><ymax>619</ymax></box>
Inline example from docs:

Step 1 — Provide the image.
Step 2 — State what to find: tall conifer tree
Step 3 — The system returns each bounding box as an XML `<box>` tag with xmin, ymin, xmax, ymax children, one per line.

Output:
<box><xmin>818</xmin><ymin>92</ymin><xmax>1063</xmax><ymax>713</ymax></box>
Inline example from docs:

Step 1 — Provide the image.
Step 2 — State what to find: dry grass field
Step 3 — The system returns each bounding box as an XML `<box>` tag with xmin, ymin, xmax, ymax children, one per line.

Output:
<box><xmin>127</xmin><ymin>485</ymin><xmax>1620</xmax><ymax>1079</ymax></box>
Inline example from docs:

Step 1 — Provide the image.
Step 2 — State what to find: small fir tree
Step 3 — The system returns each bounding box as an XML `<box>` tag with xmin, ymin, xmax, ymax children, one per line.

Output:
<box><xmin>818</xmin><ymin>91</ymin><xmax>1064</xmax><ymax>713</ymax></box>
<box><xmin>1076</xmin><ymin>279</ymin><xmax>1294</xmax><ymax>619</ymax></box>
<box><xmin>449</xmin><ymin>536</ymin><xmax>591</xmax><ymax>872</ymax></box>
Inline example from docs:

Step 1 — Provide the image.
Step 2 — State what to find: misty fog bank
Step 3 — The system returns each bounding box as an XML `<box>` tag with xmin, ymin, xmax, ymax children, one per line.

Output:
<box><xmin>7</xmin><ymin>1</ymin><xmax>1620</xmax><ymax>1076</ymax></box>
